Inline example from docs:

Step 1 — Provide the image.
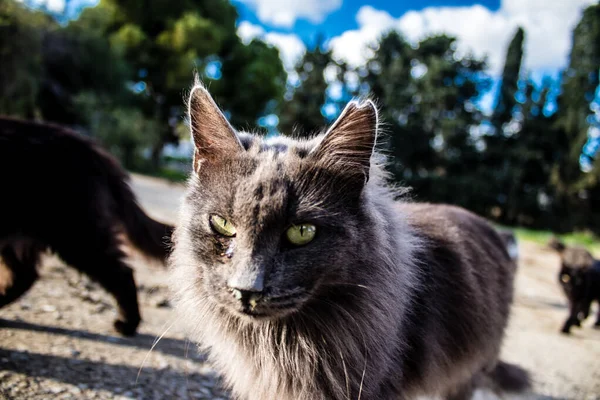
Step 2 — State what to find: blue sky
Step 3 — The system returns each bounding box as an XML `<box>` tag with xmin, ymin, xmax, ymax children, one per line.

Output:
<box><xmin>234</xmin><ymin>0</ymin><xmax>500</xmax><ymax>46</ymax></box>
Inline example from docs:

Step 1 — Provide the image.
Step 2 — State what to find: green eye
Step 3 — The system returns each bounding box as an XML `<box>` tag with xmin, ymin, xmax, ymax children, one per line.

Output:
<box><xmin>286</xmin><ymin>224</ymin><xmax>316</xmax><ymax>246</ymax></box>
<box><xmin>210</xmin><ymin>215</ymin><xmax>237</xmax><ymax>237</ymax></box>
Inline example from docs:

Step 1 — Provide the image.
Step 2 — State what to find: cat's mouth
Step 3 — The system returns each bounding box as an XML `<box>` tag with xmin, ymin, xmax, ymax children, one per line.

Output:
<box><xmin>224</xmin><ymin>290</ymin><xmax>311</xmax><ymax>321</ymax></box>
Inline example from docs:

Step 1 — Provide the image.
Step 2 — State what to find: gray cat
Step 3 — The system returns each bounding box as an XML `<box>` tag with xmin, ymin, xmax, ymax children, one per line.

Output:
<box><xmin>169</xmin><ymin>83</ymin><xmax>530</xmax><ymax>400</ymax></box>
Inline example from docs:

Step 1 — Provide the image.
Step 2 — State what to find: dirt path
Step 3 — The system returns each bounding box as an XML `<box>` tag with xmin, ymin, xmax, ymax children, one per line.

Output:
<box><xmin>0</xmin><ymin>175</ymin><xmax>598</xmax><ymax>399</ymax></box>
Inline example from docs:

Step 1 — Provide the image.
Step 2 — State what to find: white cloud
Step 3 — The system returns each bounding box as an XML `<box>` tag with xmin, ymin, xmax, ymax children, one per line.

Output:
<box><xmin>19</xmin><ymin>0</ymin><xmax>66</xmax><ymax>13</ymax></box>
<box><xmin>237</xmin><ymin>21</ymin><xmax>305</xmax><ymax>70</ymax></box>
<box><xmin>264</xmin><ymin>32</ymin><xmax>306</xmax><ymax>70</ymax></box>
<box><xmin>46</xmin><ymin>0</ymin><xmax>65</xmax><ymax>13</ymax></box>
<box><xmin>329</xmin><ymin>0</ymin><xmax>596</xmax><ymax>75</ymax></box>
<box><xmin>328</xmin><ymin>7</ymin><xmax>395</xmax><ymax>66</ymax></box>
<box><xmin>324</xmin><ymin>64</ymin><xmax>340</xmax><ymax>83</ymax></box>
<box><xmin>237</xmin><ymin>21</ymin><xmax>266</xmax><ymax>44</ymax></box>
<box><xmin>237</xmin><ymin>0</ymin><xmax>342</xmax><ymax>28</ymax></box>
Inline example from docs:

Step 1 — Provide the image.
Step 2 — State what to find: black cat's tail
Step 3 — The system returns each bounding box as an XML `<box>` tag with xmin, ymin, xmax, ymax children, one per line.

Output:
<box><xmin>115</xmin><ymin>187</ymin><xmax>174</xmax><ymax>262</ymax></box>
<box><xmin>488</xmin><ymin>360</ymin><xmax>531</xmax><ymax>393</ymax></box>
<box><xmin>97</xmin><ymin>148</ymin><xmax>174</xmax><ymax>262</ymax></box>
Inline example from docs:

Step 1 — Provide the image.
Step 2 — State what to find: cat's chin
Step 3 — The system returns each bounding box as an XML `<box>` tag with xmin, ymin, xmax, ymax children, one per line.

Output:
<box><xmin>225</xmin><ymin>305</ymin><xmax>301</xmax><ymax>323</ymax></box>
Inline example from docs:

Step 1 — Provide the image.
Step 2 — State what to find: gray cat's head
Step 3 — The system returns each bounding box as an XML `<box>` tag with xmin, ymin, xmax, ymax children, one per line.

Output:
<box><xmin>179</xmin><ymin>84</ymin><xmax>379</xmax><ymax>322</ymax></box>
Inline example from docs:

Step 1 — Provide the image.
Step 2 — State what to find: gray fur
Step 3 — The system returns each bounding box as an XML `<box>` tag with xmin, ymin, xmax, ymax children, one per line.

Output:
<box><xmin>169</xmin><ymin>84</ymin><xmax>529</xmax><ymax>400</ymax></box>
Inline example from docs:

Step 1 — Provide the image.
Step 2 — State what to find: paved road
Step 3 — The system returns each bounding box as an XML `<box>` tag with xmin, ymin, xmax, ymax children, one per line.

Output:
<box><xmin>129</xmin><ymin>174</ymin><xmax>186</xmax><ymax>223</ymax></box>
<box><xmin>0</xmin><ymin>174</ymin><xmax>598</xmax><ymax>399</ymax></box>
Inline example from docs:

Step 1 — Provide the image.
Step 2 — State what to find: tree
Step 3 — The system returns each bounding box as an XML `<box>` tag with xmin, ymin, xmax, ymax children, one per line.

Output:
<box><xmin>278</xmin><ymin>42</ymin><xmax>332</xmax><ymax>136</ymax></box>
<box><xmin>497</xmin><ymin>78</ymin><xmax>565</xmax><ymax>228</ymax></box>
<box><xmin>0</xmin><ymin>0</ymin><xmax>54</xmax><ymax>118</ymax></box>
<box><xmin>78</xmin><ymin>0</ymin><xmax>286</xmax><ymax>167</ymax></box>
<box><xmin>1</xmin><ymin>0</ymin><xmax>285</xmax><ymax>171</ymax></box>
<box><xmin>38</xmin><ymin>6</ymin><xmax>132</xmax><ymax>125</ymax></box>
<box><xmin>362</xmin><ymin>32</ymin><xmax>424</xmax><ymax>178</ymax></box>
<box><xmin>216</xmin><ymin>39</ymin><xmax>286</xmax><ymax>129</ymax></box>
<box><xmin>483</xmin><ymin>27</ymin><xmax>526</xmax><ymax>224</ymax></box>
<box><xmin>363</xmin><ymin>32</ymin><xmax>491</xmax><ymax>213</ymax></box>
<box><xmin>73</xmin><ymin>91</ymin><xmax>162</xmax><ymax>169</ymax></box>
<box><xmin>553</xmin><ymin>4</ymin><xmax>600</xmax><ymax>231</ymax></box>
<box><xmin>491</xmin><ymin>27</ymin><xmax>524</xmax><ymax>132</ymax></box>
<box><xmin>413</xmin><ymin>35</ymin><xmax>491</xmax><ymax>213</ymax></box>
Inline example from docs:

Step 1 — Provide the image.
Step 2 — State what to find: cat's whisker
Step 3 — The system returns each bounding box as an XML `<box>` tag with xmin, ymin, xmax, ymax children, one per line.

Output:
<box><xmin>136</xmin><ymin>316</ymin><xmax>179</xmax><ymax>384</ymax></box>
<box><xmin>357</xmin><ymin>356</ymin><xmax>367</xmax><ymax>400</ymax></box>
<box><xmin>183</xmin><ymin>337</ymin><xmax>190</xmax><ymax>393</ymax></box>
<box><xmin>309</xmin><ymin>296</ymin><xmax>370</xmax><ymax>398</ymax></box>
<box><xmin>325</xmin><ymin>282</ymin><xmax>372</xmax><ymax>291</ymax></box>
<box><xmin>340</xmin><ymin>350</ymin><xmax>350</xmax><ymax>400</ymax></box>
<box><xmin>325</xmin><ymin>300</ymin><xmax>370</xmax><ymax>400</ymax></box>
<box><xmin>184</xmin><ymin>337</ymin><xmax>191</xmax><ymax>359</ymax></box>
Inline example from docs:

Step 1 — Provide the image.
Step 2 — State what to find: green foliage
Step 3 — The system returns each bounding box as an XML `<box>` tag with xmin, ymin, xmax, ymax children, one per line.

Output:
<box><xmin>491</xmin><ymin>27</ymin><xmax>524</xmax><ymax>132</ymax></box>
<box><xmin>483</xmin><ymin>27</ymin><xmax>529</xmax><ymax>225</ymax></box>
<box><xmin>0</xmin><ymin>1</ymin><xmax>54</xmax><ymax>117</ymax></box>
<box><xmin>41</xmin><ymin>16</ymin><xmax>132</xmax><ymax>124</ymax></box>
<box><xmin>497</xmin><ymin>225</ymin><xmax>600</xmax><ymax>255</ymax></box>
<box><xmin>79</xmin><ymin>0</ymin><xmax>285</xmax><ymax>165</ymax></box>
<box><xmin>1</xmin><ymin>0</ymin><xmax>285</xmax><ymax>171</ymax></box>
<box><xmin>157</xmin><ymin>12</ymin><xmax>224</xmax><ymax>54</ymax></box>
<box><xmin>363</xmin><ymin>32</ymin><xmax>425</xmax><ymax>173</ymax></box>
<box><xmin>111</xmin><ymin>23</ymin><xmax>147</xmax><ymax>50</ymax></box>
<box><xmin>551</xmin><ymin>4</ymin><xmax>600</xmax><ymax>231</ymax></box>
<box><xmin>479</xmin><ymin>5</ymin><xmax>600</xmax><ymax>233</ymax></box>
<box><xmin>363</xmin><ymin>32</ymin><xmax>492</xmax><ymax>215</ymax></box>
<box><xmin>274</xmin><ymin>13</ymin><xmax>599</xmax><ymax>236</ymax></box>
<box><xmin>215</xmin><ymin>39</ymin><xmax>287</xmax><ymax>129</ymax></box>
<box><xmin>74</xmin><ymin>92</ymin><xmax>161</xmax><ymax>169</ymax></box>
<box><xmin>279</xmin><ymin>42</ymin><xmax>333</xmax><ymax>136</ymax></box>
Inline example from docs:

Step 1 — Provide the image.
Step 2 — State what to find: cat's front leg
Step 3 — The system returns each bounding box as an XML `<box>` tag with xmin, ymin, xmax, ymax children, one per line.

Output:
<box><xmin>561</xmin><ymin>301</ymin><xmax>580</xmax><ymax>334</ymax></box>
<box><xmin>108</xmin><ymin>265</ymin><xmax>142</xmax><ymax>336</ymax></box>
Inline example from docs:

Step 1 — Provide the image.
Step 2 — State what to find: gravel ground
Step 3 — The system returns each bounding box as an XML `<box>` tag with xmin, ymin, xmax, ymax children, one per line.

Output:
<box><xmin>0</xmin><ymin>174</ymin><xmax>599</xmax><ymax>399</ymax></box>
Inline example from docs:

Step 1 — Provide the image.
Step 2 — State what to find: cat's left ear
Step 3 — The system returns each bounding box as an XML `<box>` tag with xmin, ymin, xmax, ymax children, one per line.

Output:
<box><xmin>188</xmin><ymin>84</ymin><xmax>243</xmax><ymax>171</ymax></box>
<box><xmin>312</xmin><ymin>100</ymin><xmax>378</xmax><ymax>181</ymax></box>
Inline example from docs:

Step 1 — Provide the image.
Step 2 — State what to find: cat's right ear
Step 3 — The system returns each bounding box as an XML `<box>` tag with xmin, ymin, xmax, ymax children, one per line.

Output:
<box><xmin>188</xmin><ymin>84</ymin><xmax>243</xmax><ymax>171</ymax></box>
<box><xmin>311</xmin><ymin>100</ymin><xmax>378</xmax><ymax>182</ymax></box>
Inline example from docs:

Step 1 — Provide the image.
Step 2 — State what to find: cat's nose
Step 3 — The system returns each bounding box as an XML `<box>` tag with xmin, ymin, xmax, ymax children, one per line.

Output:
<box><xmin>227</xmin><ymin>269</ymin><xmax>264</xmax><ymax>308</ymax></box>
<box><xmin>229</xmin><ymin>288</ymin><xmax>263</xmax><ymax>309</ymax></box>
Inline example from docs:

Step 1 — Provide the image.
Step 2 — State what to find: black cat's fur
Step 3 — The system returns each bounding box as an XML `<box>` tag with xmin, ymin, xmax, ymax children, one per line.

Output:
<box><xmin>0</xmin><ymin>117</ymin><xmax>173</xmax><ymax>336</ymax></box>
<box><xmin>169</xmin><ymin>84</ymin><xmax>530</xmax><ymax>399</ymax></box>
<box><xmin>548</xmin><ymin>238</ymin><xmax>600</xmax><ymax>334</ymax></box>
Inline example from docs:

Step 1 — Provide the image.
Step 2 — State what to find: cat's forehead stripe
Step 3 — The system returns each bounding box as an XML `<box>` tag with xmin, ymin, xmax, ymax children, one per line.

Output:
<box><xmin>233</xmin><ymin>165</ymin><xmax>290</xmax><ymax>230</ymax></box>
<box><xmin>236</xmin><ymin>133</ymin><xmax>314</xmax><ymax>159</ymax></box>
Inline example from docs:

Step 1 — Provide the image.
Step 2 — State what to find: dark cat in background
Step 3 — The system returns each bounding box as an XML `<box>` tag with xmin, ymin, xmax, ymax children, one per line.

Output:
<box><xmin>169</xmin><ymin>84</ymin><xmax>530</xmax><ymax>399</ymax></box>
<box><xmin>548</xmin><ymin>238</ymin><xmax>600</xmax><ymax>334</ymax></box>
<box><xmin>0</xmin><ymin>118</ymin><xmax>173</xmax><ymax>336</ymax></box>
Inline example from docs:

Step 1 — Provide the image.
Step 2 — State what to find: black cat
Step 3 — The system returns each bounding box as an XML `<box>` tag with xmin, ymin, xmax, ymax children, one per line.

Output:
<box><xmin>0</xmin><ymin>117</ymin><xmax>173</xmax><ymax>336</ymax></box>
<box><xmin>549</xmin><ymin>238</ymin><xmax>600</xmax><ymax>334</ymax></box>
